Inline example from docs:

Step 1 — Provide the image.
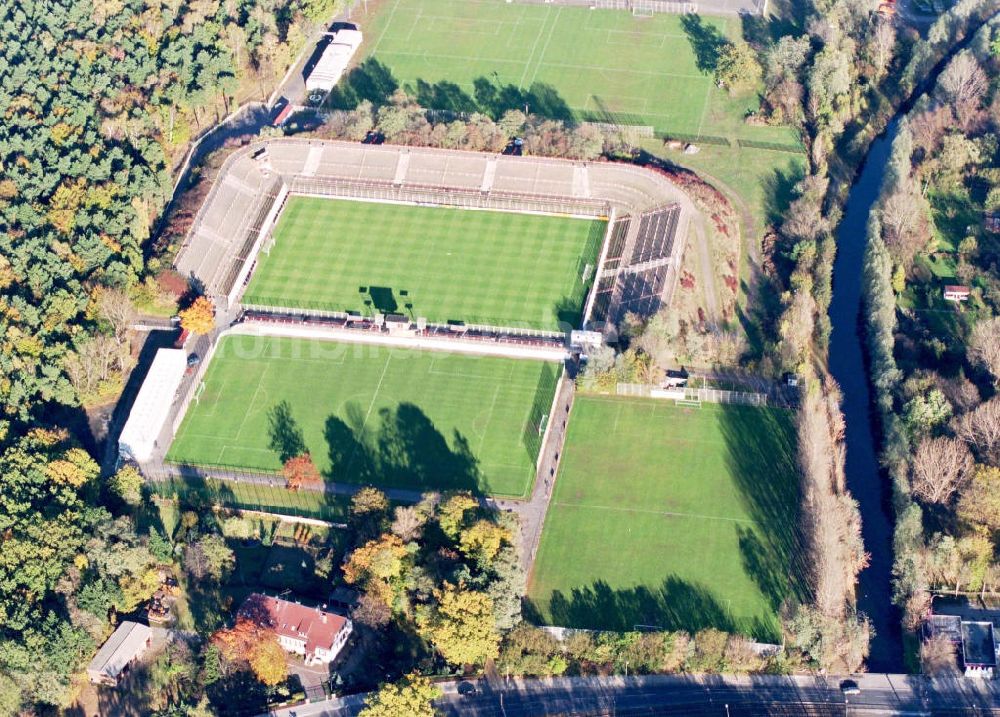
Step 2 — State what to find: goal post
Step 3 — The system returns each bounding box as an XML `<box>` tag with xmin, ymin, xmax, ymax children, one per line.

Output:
<box><xmin>194</xmin><ymin>381</ymin><xmax>206</xmax><ymax>404</ymax></box>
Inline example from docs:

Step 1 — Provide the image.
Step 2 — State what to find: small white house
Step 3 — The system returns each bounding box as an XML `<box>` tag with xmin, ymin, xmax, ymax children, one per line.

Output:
<box><xmin>87</xmin><ymin>621</ymin><xmax>153</xmax><ymax>686</ymax></box>
<box><xmin>240</xmin><ymin>594</ymin><xmax>352</xmax><ymax>666</ymax></box>
<box><xmin>118</xmin><ymin>349</ymin><xmax>187</xmax><ymax>462</ymax></box>
<box><xmin>944</xmin><ymin>285</ymin><xmax>971</xmax><ymax>303</ymax></box>
<box><xmin>305</xmin><ymin>29</ymin><xmax>363</xmax><ymax>93</ymax></box>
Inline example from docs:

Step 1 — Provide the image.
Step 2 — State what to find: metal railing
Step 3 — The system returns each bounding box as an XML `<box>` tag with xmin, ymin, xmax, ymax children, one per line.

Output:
<box><xmin>288</xmin><ymin>174</ymin><xmax>610</xmax><ymax>218</ymax></box>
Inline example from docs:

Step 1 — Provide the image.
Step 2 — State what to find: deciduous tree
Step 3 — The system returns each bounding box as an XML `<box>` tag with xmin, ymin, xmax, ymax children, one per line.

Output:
<box><xmin>183</xmin><ymin>534</ymin><xmax>235</xmax><ymax>583</ymax></box>
<box><xmin>342</xmin><ymin>534</ymin><xmax>408</xmax><ymax>587</ymax></box>
<box><xmin>911</xmin><ymin>436</ymin><xmax>974</xmax><ymax>504</ymax></box>
<box><xmin>458</xmin><ymin>520</ymin><xmax>510</xmax><ymax>565</ymax></box>
<box><xmin>954</xmin><ymin>397</ymin><xmax>1000</xmax><ymax>465</ymax></box>
<box><xmin>957</xmin><ymin>466</ymin><xmax>1000</xmax><ymax>533</ymax></box>
<box><xmin>179</xmin><ymin>296</ymin><xmax>215</xmax><ymax>335</ymax></box>
<box><xmin>937</xmin><ymin>52</ymin><xmax>988</xmax><ymax>128</ymax></box>
<box><xmin>248</xmin><ymin>638</ymin><xmax>287</xmax><ymax>686</ymax></box>
<box><xmin>969</xmin><ymin>318</ymin><xmax>1000</xmax><ymax>386</ymax></box>
<box><xmin>359</xmin><ymin>674</ymin><xmax>441</xmax><ymax>717</ymax></box>
<box><xmin>108</xmin><ymin>465</ymin><xmax>144</xmax><ymax>505</ymax></box>
<box><xmin>715</xmin><ymin>41</ymin><xmax>763</xmax><ymax>94</ymax></box>
<box><xmin>283</xmin><ymin>454</ymin><xmax>322</xmax><ymax>491</ymax></box>
<box><xmin>417</xmin><ymin>584</ymin><xmax>499</xmax><ymax>666</ymax></box>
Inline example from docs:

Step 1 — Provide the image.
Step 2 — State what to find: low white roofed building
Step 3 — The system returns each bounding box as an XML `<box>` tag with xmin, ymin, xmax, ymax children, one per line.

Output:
<box><xmin>305</xmin><ymin>28</ymin><xmax>363</xmax><ymax>93</ymax></box>
<box><xmin>87</xmin><ymin>621</ymin><xmax>153</xmax><ymax>685</ymax></box>
<box><xmin>118</xmin><ymin>348</ymin><xmax>187</xmax><ymax>462</ymax></box>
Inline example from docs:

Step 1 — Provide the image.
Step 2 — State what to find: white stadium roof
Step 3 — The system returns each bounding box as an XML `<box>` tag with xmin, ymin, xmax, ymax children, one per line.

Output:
<box><xmin>306</xmin><ymin>29</ymin><xmax>363</xmax><ymax>93</ymax></box>
<box><xmin>118</xmin><ymin>348</ymin><xmax>187</xmax><ymax>462</ymax></box>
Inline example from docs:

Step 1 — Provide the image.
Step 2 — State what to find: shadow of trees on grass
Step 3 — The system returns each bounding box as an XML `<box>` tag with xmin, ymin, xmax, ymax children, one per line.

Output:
<box><xmin>325</xmin><ymin>401</ymin><xmax>484</xmax><ymax>494</ymax></box>
<box><xmin>526</xmin><ymin>576</ymin><xmax>779</xmax><ymax>641</ymax></box>
<box><xmin>327</xmin><ymin>57</ymin><xmax>573</xmax><ymax>123</ymax></box>
<box><xmin>719</xmin><ymin>404</ymin><xmax>809</xmax><ymax>616</ymax></box>
<box><xmin>680</xmin><ymin>14</ymin><xmax>729</xmax><ymax>75</ymax></box>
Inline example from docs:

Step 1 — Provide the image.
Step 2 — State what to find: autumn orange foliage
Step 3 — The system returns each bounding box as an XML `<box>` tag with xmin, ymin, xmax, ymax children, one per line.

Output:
<box><xmin>283</xmin><ymin>453</ymin><xmax>322</xmax><ymax>491</ymax></box>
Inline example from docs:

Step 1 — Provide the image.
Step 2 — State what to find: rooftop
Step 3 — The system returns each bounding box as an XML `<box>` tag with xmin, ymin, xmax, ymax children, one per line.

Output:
<box><xmin>961</xmin><ymin>621</ymin><xmax>997</xmax><ymax>667</ymax></box>
<box><xmin>241</xmin><ymin>593</ymin><xmax>348</xmax><ymax>655</ymax></box>
<box><xmin>87</xmin><ymin>621</ymin><xmax>152</xmax><ymax>680</ymax></box>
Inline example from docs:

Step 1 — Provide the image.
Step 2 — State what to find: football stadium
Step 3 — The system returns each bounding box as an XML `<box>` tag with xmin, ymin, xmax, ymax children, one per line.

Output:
<box><xmin>146</xmin><ymin>138</ymin><xmax>690</xmax><ymax>504</ymax></box>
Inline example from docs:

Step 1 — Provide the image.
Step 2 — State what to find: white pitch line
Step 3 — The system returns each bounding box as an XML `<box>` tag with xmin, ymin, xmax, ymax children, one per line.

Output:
<box><xmin>370</xmin><ymin>0</ymin><xmax>403</xmax><ymax>55</ymax></box>
<box><xmin>517</xmin><ymin>5</ymin><xmax>551</xmax><ymax>90</ymax></box>
<box><xmin>552</xmin><ymin>501</ymin><xmax>756</xmax><ymax>525</ymax></box>
<box><xmin>526</xmin><ymin>6</ymin><xmax>562</xmax><ymax>90</ymax></box>
<box><xmin>360</xmin><ymin>352</ymin><xmax>393</xmax><ymax>432</ymax></box>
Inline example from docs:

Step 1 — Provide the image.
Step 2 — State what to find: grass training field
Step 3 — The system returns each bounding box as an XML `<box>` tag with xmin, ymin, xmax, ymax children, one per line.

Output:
<box><xmin>243</xmin><ymin>197</ymin><xmax>605</xmax><ymax>330</ymax></box>
<box><xmin>167</xmin><ymin>335</ymin><xmax>559</xmax><ymax>498</ymax></box>
<box><xmin>354</xmin><ymin>0</ymin><xmax>801</xmax><ymax>146</ymax></box>
<box><xmin>527</xmin><ymin>396</ymin><xmax>801</xmax><ymax>641</ymax></box>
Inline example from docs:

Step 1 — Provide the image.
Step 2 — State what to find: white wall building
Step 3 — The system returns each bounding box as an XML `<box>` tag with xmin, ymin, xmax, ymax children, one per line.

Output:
<box><xmin>305</xmin><ymin>29</ymin><xmax>363</xmax><ymax>93</ymax></box>
<box><xmin>241</xmin><ymin>593</ymin><xmax>352</xmax><ymax>666</ymax></box>
<box><xmin>118</xmin><ymin>348</ymin><xmax>187</xmax><ymax>462</ymax></box>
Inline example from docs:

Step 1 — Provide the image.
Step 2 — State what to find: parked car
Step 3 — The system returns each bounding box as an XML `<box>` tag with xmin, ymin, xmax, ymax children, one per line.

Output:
<box><xmin>840</xmin><ymin>679</ymin><xmax>861</xmax><ymax>695</ymax></box>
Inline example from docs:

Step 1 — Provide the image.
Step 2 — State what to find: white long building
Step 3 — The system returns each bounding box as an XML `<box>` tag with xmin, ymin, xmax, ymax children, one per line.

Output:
<box><xmin>118</xmin><ymin>348</ymin><xmax>187</xmax><ymax>462</ymax></box>
<box><xmin>305</xmin><ymin>28</ymin><xmax>363</xmax><ymax>93</ymax></box>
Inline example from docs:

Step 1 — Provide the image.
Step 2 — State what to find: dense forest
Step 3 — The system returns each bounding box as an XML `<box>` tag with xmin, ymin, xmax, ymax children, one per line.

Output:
<box><xmin>0</xmin><ymin>0</ymin><xmax>329</xmax><ymax>711</ymax></box>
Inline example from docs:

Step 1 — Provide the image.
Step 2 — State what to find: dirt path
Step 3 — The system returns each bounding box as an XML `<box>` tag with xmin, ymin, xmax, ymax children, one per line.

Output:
<box><xmin>690</xmin><ymin>212</ymin><xmax>721</xmax><ymax>327</ymax></box>
<box><xmin>677</xmin><ymin>163</ymin><xmax>761</xmax><ymax>327</ymax></box>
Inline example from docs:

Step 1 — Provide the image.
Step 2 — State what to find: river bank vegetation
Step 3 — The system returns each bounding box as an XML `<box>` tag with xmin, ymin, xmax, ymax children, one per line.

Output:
<box><xmin>862</xmin><ymin>15</ymin><xmax>1000</xmax><ymax>671</ymax></box>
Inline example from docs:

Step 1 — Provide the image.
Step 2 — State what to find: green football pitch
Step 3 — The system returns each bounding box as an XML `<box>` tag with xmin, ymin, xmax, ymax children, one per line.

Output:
<box><xmin>355</xmin><ymin>0</ymin><xmax>802</xmax><ymax>145</ymax></box>
<box><xmin>166</xmin><ymin>335</ymin><xmax>559</xmax><ymax>498</ymax></box>
<box><xmin>527</xmin><ymin>396</ymin><xmax>802</xmax><ymax>641</ymax></box>
<box><xmin>242</xmin><ymin>197</ymin><xmax>606</xmax><ymax>330</ymax></box>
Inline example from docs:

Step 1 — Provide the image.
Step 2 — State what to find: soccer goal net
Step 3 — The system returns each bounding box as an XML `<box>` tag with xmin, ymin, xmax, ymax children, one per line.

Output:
<box><xmin>193</xmin><ymin>381</ymin><xmax>206</xmax><ymax>404</ymax></box>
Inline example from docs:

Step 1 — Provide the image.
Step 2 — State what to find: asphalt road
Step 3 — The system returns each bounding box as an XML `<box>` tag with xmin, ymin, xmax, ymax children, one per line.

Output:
<box><xmin>264</xmin><ymin>673</ymin><xmax>1000</xmax><ymax>717</ymax></box>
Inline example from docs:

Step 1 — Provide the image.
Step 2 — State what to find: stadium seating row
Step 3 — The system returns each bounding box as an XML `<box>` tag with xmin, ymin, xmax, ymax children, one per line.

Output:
<box><xmin>629</xmin><ymin>205</ymin><xmax>680</xmax><ymax>264</ymax></box>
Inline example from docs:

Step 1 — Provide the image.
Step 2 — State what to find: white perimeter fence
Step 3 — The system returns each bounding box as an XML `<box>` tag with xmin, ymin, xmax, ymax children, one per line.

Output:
<box><xmin>604</xmin><ymin>382</ymin><xmax>768</xmax><ymax>406</ymax></box>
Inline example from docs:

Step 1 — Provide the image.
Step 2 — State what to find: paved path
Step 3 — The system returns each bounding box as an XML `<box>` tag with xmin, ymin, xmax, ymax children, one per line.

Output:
<box><xmin>493</xmin><ymin>376</ymin><xmax>576</xmax><ymax>571</ymax></box>
<box><xmin>262</xmin><ymin>672</ymin><xmax>1000</xmax><ymax>716</ymax></box>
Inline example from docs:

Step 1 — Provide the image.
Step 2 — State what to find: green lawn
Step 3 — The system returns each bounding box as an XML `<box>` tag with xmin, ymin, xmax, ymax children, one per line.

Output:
<box><xmin>352</xmin><ymin>0</ymin><xmax>801</xmax><ymax>145</ymax></box>
<box><xmin>528</xmin><ymin>395</ymin><xmax>801</xmax><ymax>641</ymax></box>
<box><xmin>167</xmin><ymin>335</ymin><xmax>559</xmax><ymax>497</ymax></box>
<box><xmin>243</xmin><ymin>196</ymin><xmax>605</xmax><ymax>330</ymax></box>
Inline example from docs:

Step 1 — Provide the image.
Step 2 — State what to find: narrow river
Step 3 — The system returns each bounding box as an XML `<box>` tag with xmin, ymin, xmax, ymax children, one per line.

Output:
<box><xmin>828</xmin><ymin>119</ymin><xmax>904</xmax><ymax>673</ymax></box>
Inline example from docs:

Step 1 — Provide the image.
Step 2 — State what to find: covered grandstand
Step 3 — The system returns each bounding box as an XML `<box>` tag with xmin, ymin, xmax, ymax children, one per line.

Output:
<box><xmin>174</xmin><ymin>139</ymin><xmax>689</xmax><ymax>330</ymax></box>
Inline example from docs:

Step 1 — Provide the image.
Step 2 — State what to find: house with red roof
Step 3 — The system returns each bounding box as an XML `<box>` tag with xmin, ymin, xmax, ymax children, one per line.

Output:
<box><xmin>240</xmin><ymin>593</ymin><xmax>352</xmax><ymax>666</ymax></box>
